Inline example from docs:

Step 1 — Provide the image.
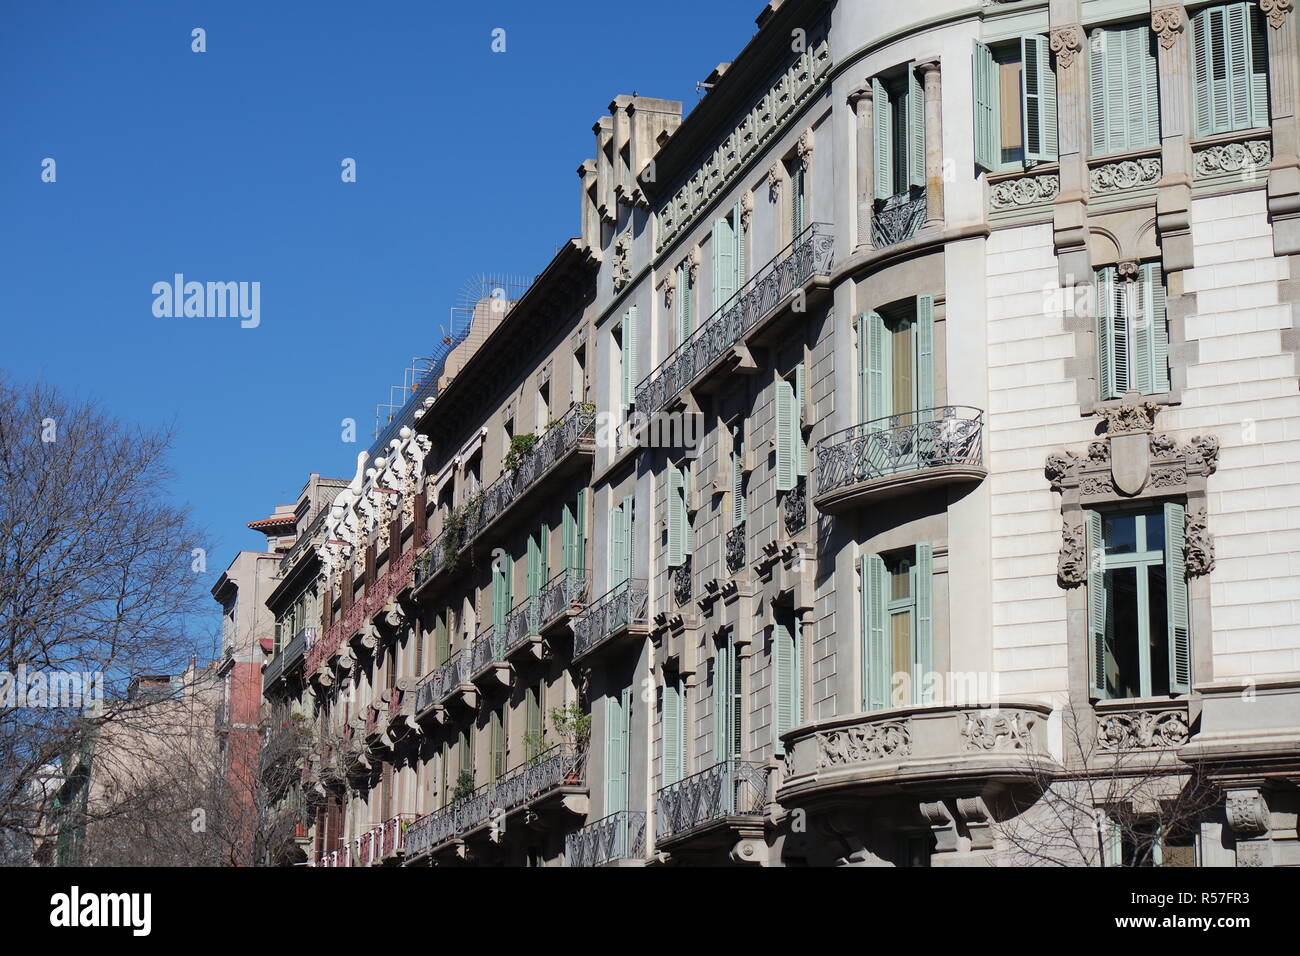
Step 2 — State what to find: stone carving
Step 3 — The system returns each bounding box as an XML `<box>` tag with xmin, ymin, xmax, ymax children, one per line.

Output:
<box><xmin>662</xmin><ymin>267</ymin><xmax>676</xmax><ymax>308</ymax></box>
<box><xmin>1182</xmin><ymin>434</ymin><xmax>1219</xmax><ymax>475</ymax></box>
<box><xmin>1058</xmin><ymin>517</ymin><xmax>1087</xmax><ymax>586</ymax></box>
<box><xmin>1096</xmin><ymin>708</ymin><xmax>1191</xmax><ymax>750</ymax></box>
<box><xmin>1193</xmin><ymin>138</ymin><xmax>1272</xmax><ymax>179</ymax></box>
<box><xmin>1080</xmin><ymin>475</ymin><xmax>1114</xmax><ymax>496</ymax></box>
<box><xmin>1261</xmin><ymin>0</ymin><xmax>1294</xmax><ymax>29</ymax></box>
<box><xmin>768</xmin><ymin>162</ymin><xmax>784</xmax><ymax>204</ymax></box>
<box><xmin>816</xmin><ymin>719</ymin><xmax>912</xmax><ymax>768</ymax></box>
<box><xmin>1151</xmin><ymin>5</ymin><xmax>1186</xmax><ymax>50</ymax></box>
<box><xmin>961</xmin><ymin>710</ymin><xmax>1036</xmax><ymax>751</ymax></box>
<box><xmin>1149</xmin><ymin>433</ymin><xmax>1178</xmax><ymax>458</ymax></box>
<box><xmin>797</xmin><ymin>127</ymin><xmax>815</xmax><ymax>171</ymax></box>
<box><xmin>739</xmin><ymin>190</ymin><xmax>753</xmax><ymax>232</ymax></box>
<box><xmin>1049</xmin><ymin>25</ymin><xmax>1085</xmax><ymax>70</ymax></box>
<box><xmin>1099</xmin><ymin>396</ymin><xmax>1160</xmax><ymax>435</ymax></box>
<box><xmin>989</xmin><ymin>173</ymin><xmax>1060</xmax><ymax>210</ymax></box>
<box><xmin>1148</xmin><ymin>465</ymin><xmax>1188</xmax><ymax>488</ymax></box>
<box><xmin>1225</xmin><ymin>790</ymin><xmax>1270</xmax><ymax>835</ymax></box>
<box><xmin>611</xmin><ymin>230</ymin><xmax>632</xmax><ymax>291</ymax></box>
<box><xmin>1185</xmin><ymin>505</ymin><xmax>1215</xmax><ymax>576</ymax></box>
<box><xmin>1045</xmin><ymin>451</ymin><xmax>1078</xmax><ymax>493</ymax></box>
<box><xmin>1090</xmin><ymin>157</ymin><xmax>1162</xmax><ymax>194</ymax></box>
<box><xmin>1087</xmin><ymin>440</ymin><xmax>1110</xmax><ymax>464</ymax></box>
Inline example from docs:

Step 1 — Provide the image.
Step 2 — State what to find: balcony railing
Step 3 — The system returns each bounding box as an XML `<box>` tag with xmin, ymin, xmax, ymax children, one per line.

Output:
<box><xmin>413</xmin><ymin>528</ymin><xmax>449</xmax><ymax>592</ymax></box>
<box><xmin>414</xmin><ymin>649</ymin><xmax>471</xmax><ymax>716</ymax></box>
<box><xmin>537</xmin><ymin>566</ymin><xmax>590</xmax><ymax>634</ymax></box>
<box><xmin>655</xmin><ymin>760</ymin><xmax>770</xmax><ymax>843</ymax></box>
<box><xmin>872</xmin><ymin>189</ymin><xmax>927</xmax><ymax>247</ymax></box>
<box><xmin>572</xmin><ymin>579</ymin><xmax>649</xmax><ymax>661</ymax></box>
<box><xmin>404</xmin><ymin>744</ymin><xmax>585</xmax><ymax>858</ymax></box>
<box><xmin>635</xmin><ymin>222</ymin><xmax>835</xmax><ymax>414</ymax></box>
<box><xmin>813</xmin><ymin>406</ymin><xmax>984</xmax><ymax>504</ymax></box>
<box><xmin>565</xmin><ymin>810</ymin><xmax>646</xmax><ymax>867</ymax></box>
<box><xmin>380</xmin><ymin>813</ymin><xmax>418</xmax><ymax>859</ymax></box>
<box><xmin>263</xmin><ymin>626</ymin><xmax>315</xmax><ymax>693</ymax></box>
<box><xmin>464</xmin><ymin>402</ymin><xmax>597</xmax><ymax>543</ymax></box>
<box><xmin>469</xmin><ymin>625</ymin><xmax>507</xmax><ymax>680</ymax></box>
<box><xmin>357</xmin><ymin>827</ymin><xmax>380</xmax><ymax>867</ymax></box>
<box><xmin>307</xmin><ymin>548</ymin><xmax>416</xmax><ymax>676</ymax></box>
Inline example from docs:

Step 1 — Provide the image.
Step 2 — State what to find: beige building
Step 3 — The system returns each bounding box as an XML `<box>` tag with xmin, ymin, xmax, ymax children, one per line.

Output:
<box><xmin>256</xmin><ymin>0</ymin><xmax>1300</xmax><ymax>867</ymax></box>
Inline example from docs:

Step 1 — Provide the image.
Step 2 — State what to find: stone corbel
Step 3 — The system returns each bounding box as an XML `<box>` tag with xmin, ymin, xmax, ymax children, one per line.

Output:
<box><xmin>1226</xmin><ymin>788</ymin><xmax>1273</xmax><ymax>866</ymax></box>
<box><xmin>1049</xmin><ymin>25</ymin><xmax>1084</xmax><ymax>71</ymax></box>
<box><xmin>919</xmin><ymin>800</ymin><xmax>959</xmax><ymax>854</ymax></box>
<box><xmin>1151</xmin><ymin>5</ymin><xmax>1186</xmax><ymax>50</ymax></box>
<box><xmin>1261</xmin><ymin>0</ymin><xmax>1294</xmax><ymax>30</ymax></box>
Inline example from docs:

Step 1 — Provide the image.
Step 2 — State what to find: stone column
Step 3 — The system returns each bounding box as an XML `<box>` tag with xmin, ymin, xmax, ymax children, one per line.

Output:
<box><xmin>847</xmin><ymin>83</ymin><xmax>874</xmax><ymax>250</ymax></box>
<box><xmin>1262</xmin><ymin>0</ymin><xmax>1300</xmax><ymax>254</ymax></box>
<box><xmin>918</xmin><ymin>60</ymin><xmax>945</xmax><ymax>228</ymax></box>
<box><xmin>1152</xmin><ymin>4</ymin><xmax>1194</xmax><ymax>272</ymax></box>
<box><xmin>1050</xmin><ymin>24</ymin><xmax>1090</xmax><ymax>286</ymax></box>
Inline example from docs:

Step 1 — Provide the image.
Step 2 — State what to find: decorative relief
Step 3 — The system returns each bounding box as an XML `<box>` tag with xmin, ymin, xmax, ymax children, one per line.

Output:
<box><xmin>656</xmin><ymin>34</ymin><xmax>831</xmax><ymax>253</ymax></box>
<box><xmin>1090</xmin><ymin>157</ymin><xmax>1162</xmax><ymax>195</ymax></box>
<box><xmin>611</xmin><ymin>230</ymin><xmax>632</xmax><ymax>291</ymax></box>
<box><xmin>797</xmin><ymin>127</ymin><xmax>815</xmax><ymax>171</ymax></box>
<box><xmin>1100</xmin><ymin>397</ymin><xmax>1160</xmax><ymax>435</ymax></box>
<box><xmin>1185</xmin><ymin>504</ymin><xmax>1216</xmax><ymax>575</ymax></box>
<box><xmin>662</xmin><ymin>267</ymin><xmax>676</xmax><ymax>309</ymax></box>
<box><xmin>961</xmin><ymin>710</ymin><xmax>1036</xmax><ymax>751</ymax></box>
<box><xmin>1151</xmin><ymin>6</ymin><xmax>1186</xmax><ymax>50</ymax></box>
<box><xmin>1193</xmin><ymin>138</ymin><xmax>1272</xmax><ymax>179</ymax></box>
<box><xmin>989</xmin><ymin>173</ymin><xmax>1060</xmax><ymax>210</ymax></box>
<box><xmin>1261</xmin><ymin>0</ymin><xmax>1294</xmax><ymax>29</ymax></box>
<box><xmin>816</xmin><ymin>719</ymin><xmax>912</xmax><ymax>768</ymax></box>
<box><xmin>739</xmin><ymin>190</ymin><xmax>753</xmax><ymax>232</ymax></box>
<box><xmin>1096</xmin><ymin>708</ymin><xmax>1191</xmax><ymax>750</ymax></box>
<box><xmin>1225</xmin><ymin>790</ymin><xmax>1270</xmax><ymax>835</ymax></box>
<box><xmin>768</xmin><ymin>162</ymin><xmax>784</xmax><ymax>204</ymax></box>
<box><xmin>1049</xmin><ymin>25</ymin><xmax>1085</xmax><ymax>70</ymax></box>
<box><xmin>1058</xmin><ymin>516</ymin><xmax>1087</xmax><ymax>586</ymax></box>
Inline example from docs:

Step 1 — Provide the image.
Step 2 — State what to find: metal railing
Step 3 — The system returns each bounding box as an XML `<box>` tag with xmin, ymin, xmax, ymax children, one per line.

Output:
<box><xmin>380</xmin><ymin>813</ymin><xmax>418</xmax><ymax>859</ymax></box>
<box><xmin>469</xmin><ymin>625</ymin><xmax>506</xmax><ymax>680</ymax></box>
<box><xmin>263</xmin><ymin>626</ymin><xmax>315</xmax><ymax>693</ymax></box>
<box><xmin>565</xmin><ymin>810</ymin><xmax>646</xmax><ymax>867</ymax></box>
<box><xmin>872</xmin><ymin>189</ymin><xmax>927</xmax><ymax>247</ymax></box>
<box><xmin>813</xmin><ymin>406</ymin><xmax>984</xmax><ymax>500</ymax></box>
<box><xmin>413</xmin><ymin>528</ymin><xmax>449</xmax><ymax>591</ymax></box>
<box><xmin>537</xmin><ymin>566</ymin><xmax>590</xmax><ymax>634</ymax></box>
<box><xmin>414</xmin><ymin>648</ymin><xmax>470</xmax><ymax>715</ymax></box>
<box><xmin>464</xmin><ymin>403</ymin><xmax>597</xmax><ymax>542</ymax></box>
<box><xmin>572</xmin><ymin>579</ymin><xmax>649</xmax><ymax>661</ymax></box>
<box><xmin>307</xmin><ymin>548</ymin><xmax>415</xmax><ymax>675</ymax></box>
<box><xmin>635</xmin><ymin>223</ymin><xmax>834</xmax><ymax>414</ymax></box>
<box><xmin>655</xmin><ymin>760</ymin><xmax>770</xmax><ymax>842</ymax></box>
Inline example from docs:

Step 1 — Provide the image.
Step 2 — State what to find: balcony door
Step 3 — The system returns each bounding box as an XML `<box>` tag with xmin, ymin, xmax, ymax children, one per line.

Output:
<box><xmin>859</xmin><ymin>296</ymin><xmax>935</xmax><ymax>474</ymax></box>
<box><xmin>604</xmin><ymin>686</ymin><xmax>631</xmax><ymax>815</ymax></box>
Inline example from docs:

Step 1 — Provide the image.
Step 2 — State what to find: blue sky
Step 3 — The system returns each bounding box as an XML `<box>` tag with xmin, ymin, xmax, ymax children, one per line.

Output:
<box><xmin>0</xmin><ymin>1</ymin><xmax>757</xmax><ymax>650</ymax></box>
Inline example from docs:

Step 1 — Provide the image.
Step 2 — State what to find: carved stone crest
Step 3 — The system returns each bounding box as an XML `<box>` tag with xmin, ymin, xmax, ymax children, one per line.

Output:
<box><xmin>1151</xmin><ymin>5</ymin><xmax>1186</xmax><ymax>50</ymax></box>
<box><xmin>1049</xmin><ymin>25</ymin><xmax>1084</xmax><ymax>70</ymax></box>
<box><xmin>1261</xmin><ymin>0</ymin><xmax>1294</xmax><ymax>29</ymax></box>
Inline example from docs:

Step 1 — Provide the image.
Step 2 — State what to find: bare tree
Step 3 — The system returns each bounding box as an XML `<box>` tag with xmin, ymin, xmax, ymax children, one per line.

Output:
<box><xmin>0</xmin><ymin>376</ymin><xmax>210</xmax><ymax>857</ymax></box>
<box><xmin>995</xmin><ymin>702</ymin><xmax>1218</xmax><ymax>867</ymax></box>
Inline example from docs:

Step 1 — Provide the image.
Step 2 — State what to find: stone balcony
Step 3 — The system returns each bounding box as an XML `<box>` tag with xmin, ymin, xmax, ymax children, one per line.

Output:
<box><xmin>777</xmin><ymin>703</ymin><xmax>1057</xmax><ymax>806</ymax></box>
<box><xmin>634</xmin><ymin>223</ymin><xmax>834</xmax><ymax>415</ymax></box>
<box><xmin>812</xmin><ymin>406</ymin><xmax>985</xmax><ymax>514</ymax></box>
<box><xmin>571</xmin><ymin>578</ymin><xmax>649</xmax><ymax>664</ymax></box>
<box><xmin>565</xmin><ymin>810</ymin><xmax>646</xmax><ymax>867</ymax></box>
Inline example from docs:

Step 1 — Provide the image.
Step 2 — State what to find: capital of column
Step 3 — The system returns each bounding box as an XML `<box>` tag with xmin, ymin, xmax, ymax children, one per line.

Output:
<box><xmin>1152</xmin><ymin>5</ymin><xmax>1188</xmax><ymax>51</ymax></box>
<box><xmin>1049</xmin><ymin>25</ymin><xmax>1085</xmax><ymax>70</ymax></box>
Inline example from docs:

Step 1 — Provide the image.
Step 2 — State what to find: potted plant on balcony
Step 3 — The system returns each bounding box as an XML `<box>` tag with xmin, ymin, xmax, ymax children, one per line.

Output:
<box><xmin>549</xmin><ymin>703</ymin><xmax>591</xmax><ymax>784</ymax></box>
<box><xmin>503</xmin><ymin>433</ymin><xmax>537</xmax><ymax>474</ymax></box>
<box><xmin>451</xmin><ymin>769</ymin><xmax>476</xmax><ymax>804</ymax></box>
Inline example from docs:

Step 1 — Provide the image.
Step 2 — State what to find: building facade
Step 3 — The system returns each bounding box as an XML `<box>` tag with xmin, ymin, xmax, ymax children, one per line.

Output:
<box><xmin>254</xmin><ymin>0</ymin><xmax>1300</xmax><ymax>867</ymax></box>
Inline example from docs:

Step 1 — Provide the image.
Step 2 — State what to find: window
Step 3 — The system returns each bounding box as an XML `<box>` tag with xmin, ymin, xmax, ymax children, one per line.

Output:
<box><xmin>772</xmin><ymin>609</ymin><xmax>802</xmax><ymax>752</ymax></box>
<box><xmin>526</xmin><ymin>523</ymin><xmax>548</xmax><ymax>601</ymax></box>
<box><xmin>787</xmin><ymin>155</ymin><xmax>808</xmax><ymax>239</ymax></box>
<box><xmin>661</xmin><ymin>672</ymin><xmax>686</xmax><ymax>786</ymax></box>
<box><xmin>617</xmin><ymin>307</ymin><xmax>638</xmax><ymax>412</ymax></box>
<box><xmin>561</xmin><ymin>490</ymin><xmax>586</xmax><ymax>572</ymax></box>
<box><xmin>973</xmin><ymin>36</ymin><xmax>1058</xmax><ymax>171</ymax></box>
<box><xmin>571</xmin><ymin>345</ymin><xmax>586</xmax><ymax>406</ymax></box>
<box><xmin>491</xmin><ymin>550</ymin><xmax>512</xmax><ymax>632</ymax></box>
<box><xmin>712</xmin><ymin>201</ymin><xmax>747</xmax><ymax>312</ymax></box>
<box><xmin>1192</xmin><ymin>2</ymin><xmax>1269</xmax><ymax>137</ymax></box>
<box><xmin>536</xmin><ymin>381</ymin><xmax>550</xmax><ymax>433</ymax></box>
<box><xmin>860</xmin><ymin>545</ymin><xmax>934</xmax><ymax>710</ymax></box>
<box><xmin>1086</xmin><ymin>504</ymin><xmax>1191</xmax><ymax>700</ymax></box>
<box><xmin>859</xmin><ymin>295</ymin><xmax>935</xmax><ymax>424</ymax></box>
<box><xmin>1110</xmin><ymin>818</ymin><xmax>1199</xmax><ymax>867</ymax></box>
<box><xmin>713</xmin><ymin>630</ymin><xmax>742</xmax><ymax>762</ymax></box>
<box><xmin>434</xmin><ymin>610</ymin><xmax>450</xmax><ymax>667</ymax></box>
<box><xmin>775</xmin><ymin>366</ymin><xmax>807</xmax><ymax>492</ymax></box>
<box><xmin>730</xmin><ymin>421</ymin><xmax>747</xmax><ymax>527</ymax></box>
<box><xmin>873</xmin><ymin>66</ymin><xmax>924</xmax><ymax>199</ymax></box>
<box><xmin>607</xmin><ymin>493</ymin><xmax>634</xmax><ymax>586</ymax></box>
<box><xmin>1089</xmin><ymin>23</ymin><xmax>1160</xmax><ymax>156</ymax></box>
<box><xmin>490</xmin><ymin>705</ymin><xmax>508</xmax><ymax>779</ymax></box>
<box><xmin>667</xmin><ymin>462</ymin><xmax>691</xmax><ymax>568</ymax></box>
<box><xmin>525</xmin><ymin>681</ymin><xmax>545</xmax><ymax>758</ymax></box>
<box><xmin>674</xmin><ymin>262</ymin><xmax>694</xmax><ymax>345</ymax></box>
<box><xmin>604</xmin><ymin>689</ymin><xmax>631</xmax><ymax>814</ymax></box>
<box><xmin>1095</xmin><ymin>262</ymin><xmax>1169</xmax><ymax>400</ymax></box>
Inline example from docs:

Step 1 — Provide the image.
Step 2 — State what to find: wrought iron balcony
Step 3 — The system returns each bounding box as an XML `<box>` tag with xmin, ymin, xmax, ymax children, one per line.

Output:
<box><xmin>468</xmin><ymin>625</ymin><xmax>507</xmax><ymax>683</ymax></box>
<box><xmin>380</xmin><ymin>813</ymin><xmax>418</xmax><ymax>861</ymax></box>
<box><xmin>725</xmin><ymin>523</ymin><xmax>746</xmax><ymax>575</ymax></box>
<box><xmin>672</xmin><ymin>557</ymin><xmax>692</xmax><ymax>605</ymax></box>
<box><xmin>357</xmin><ymin>827</ymin><xmax>379</xmax><ymax>867</ymax></box>
<box><xmin>635</xmin><ymin>222</ymin><xmax>835</xmax><ymax>414</ymax></box>
<box><xmin>783</xmin><ymin>476</ymin><xmax>807</xmax><ymax>535</ymax></box>
<box><xmin>536</xmin><ymin>566</ymin><xmax>590</xmax><ymax>635</ymax></box>
<box><xmin>413</xmin><ymin>649</ymin><xmax>471</xmax><ymax>717</ymax></box>
<box><xmin>565</xmin><ymin>810</ymin><xmax>646</xmax><ymax>867</ymax></box>
<box><xmin>464</xmin><ymin>402</ymin><xmax>597</xmax><ymax>544</ymax></box>
<box><xmin>572</xmin><ymin>579</ymin><xmax>649</xmax><ymax>662</ymax></box>
<box><xmin>263</xmin><ymin>626</ymin><xmax>315</xmax><ymax>693</ymax></box>
<box><xmin>872</xmin><ymin>188</ymin><xmax>927</xmax><ymax>247</ymax></box>
<box><xmin>655</xmin><ymin>760</ymin><xmax>771</xmax><ymax>845</ymax></box>
<box><xmin>812</xmin><ymin>406</ymin><xmax>985</xmax><ymax>513</ymax></box>
<box><xmin>413</xmin><ymin>529</ymin><xmax>450</xmax><ymax>593</ymax></box>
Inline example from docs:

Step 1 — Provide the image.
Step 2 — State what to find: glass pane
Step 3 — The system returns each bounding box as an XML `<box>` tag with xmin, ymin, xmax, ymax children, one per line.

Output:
<box><xmin>892</xmin><ymin>318</ymin><xmax>915</xmax><ymax>417</ymax></box>
<box><xmin>1104</xmin><ymin>566</ymin><xmax>1141</xmax><ymax>699</ymax></box>
<box><xmin>890</xmin><ymin>558</ymin><xmax>912</xmax><ymax>601</ymax></box>
<box><xmin>891</xmin><ymin>610</ymin><xmax>912</xmax><ymax>698</ymax></box>
<box><xmin>1145</xmin><ymin>510</ymin><xmax>1165</xmax><ymax>551</ymax></box>
<box><xmin>1148</xmin><ymin>563</ymin><xmax>1170</xmax><ymax>696</ymax></box>
<box><xmin>1103</xmin><ymin>513</ymin><xmax>1137</xmax><ymax>555</ymax></box>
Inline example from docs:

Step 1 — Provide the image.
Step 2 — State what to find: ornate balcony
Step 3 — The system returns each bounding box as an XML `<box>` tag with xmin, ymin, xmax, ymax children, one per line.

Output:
<box><xmin>872</xmin><ymin>188</ymin><xmax>926</xmax><ymax>247</ymax></box>
<box><xmin>308</xmin><ymin>548</ymin><xmax>416</xmax><ymax>678</ymax></box>
<box><xmin>783</xmin><ymin>476</ymin><xmax>807</xmax><ymax>535</ymax></box>
<box><xmin>468</xmin><ymin>625</ymin><xmax>510</xmax><ymax>689</ymax></box>
<box><xmin>263</xmin><ymin>626</ymin><xmax>315</xmax><ymax>694</ymax></box>
<box><xmin>635</xmin><ymin>223</ymin><xmax>834</xmax><ymax>414</ymax></box>
<box><xmin>464</xmin><ymin>403</ymin><xmax>597</xmax><ymax>545</ymax></box>
<box><xmin>413</xmin><ymin>529</ymin><xmax>450</xmax><ymax>595</ymax></box>
<box><xmin>379</xmin><ymin>813</ymin><xmax>418</xmax><ymax>862</ymax></box>
<box><xmin>777</xmin><ymin>703</ymin><xmax>1057</xmax><ymax>807</ymax></box>
<box><xmin>655</xmin><ymin>760</ymin><xmax>771</xmax><ymax>848</ymax></box>
<box><xmin>725</xmin><ymin>523</ymin><xmax>746</xmax><ymax>575</ymax></box>
<box><xmin>537</xmin><ymin>567</ymin><xmax>590</xmax><ymax>635</ymax></box>
<box><xmin>812</xmin><ymin>406</ymin><xmax>985</xmax><ymax>513</ymax></box>
<box><xmin>565</xmin><ymin>810</ymin><xmax>646</xmax><ymax>867</ymax></box>
<box><xmin>672</xmin><ymin>558</ymin><xmax>692</xmax><ymax>605</ymax></box>
<box><xmin>413</xmin><ymin>650</ymin><xmax>474</xmax><ymax>719</ymax></box>
<box><xmin>356</xmin><ymin>827</ymin><xmax>379</xmax><ymax>867</ymax></box>
<box><xmin>572</xmin><ymin>579</ymin><xmax>649</xmax><ymax>663</ymax></box>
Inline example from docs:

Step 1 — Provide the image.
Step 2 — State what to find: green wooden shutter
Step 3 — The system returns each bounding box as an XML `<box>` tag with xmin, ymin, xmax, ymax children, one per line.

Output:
<box><xmin>1135</xmin><ymin>25</ymin><xmax>1161</xmax><ymax>149</ymax></box>
<box><xmin>714</xmin><ymin>639</ymin><xmax>731</xmax><ymax>762</ymax></box>
<box><xmin>1022</xmin><ymin>34</ymin><xmax>1058</xmax><ymax>163</ymax></box>
<box><xmin>491</xmin><ymin>706</ymin><xmax>507</xmax><ymax>779</ymax></box>
<box><xmin>1092</xmin><ymin>26</ymin><xmax>1161</xmax><ymax>155</ymax></box>
<box><xmin>662</xmin><ymin>676</ymin><xmax>682</xmax><ymax>785</ymax></box>
<box><xmin>527</xmin><ymin>530</ymin><xmax>542</xmax><ymax>598</ymax></box>
<box><xmin>792</xmin><ymin>164</ymin><xmax>807</xmax><ymax>237</ymax></box>
<box><xmin>1096</xmin><ymin>267</ymin><xmax>1122</xmax><ymax>400</ymax></box>
<box><xmin>624</xmin><ymin>306</ymin><xmax>638</xmax><ymax>405</ymax></box>
<box><xmin>1195</xmin><ymin>4</ymin><xmax>1269</xmax><ymax>136</ymax></box>
<box><xmin>713</xmin><ymin>214</ymin><xmax>736</xmax><ymax>310</ymax></box>
<box><xmin>734</xmin><ymin>200</ymin><xmax>747</xmax><ymax>284</ymax></box>
<box><xmin>573</xmin><ymin>488</ymin><xmax>586</xmax><ymax>571</ymax></box>
<box><xmin>856</xmin><ymin>314</ymin><xmax>869</xmax><ymax>423</ymax></box>
<box><xmin>973</xmin><ymin>40</ymin><xmax>999</xmax><ymax>171</ymax></box>
<box><xmin>605</xmin><ymin>690</ymin><xmax>628</xmax><ymax>814</ymax></box>
<box><xmin>526</xmin><ymin>685</ymin><xmax>542</xmax><ymax>758</ymax></box>
<box><xmin>1086</xmin><ymin>510</ymin><xmax>1107</xmax><ymax>700</ymax></box>
<box><xmin>492</xmin><ymin>552</ymin><xmax>512</xmax><ymax>632</ymax></box>
<box><xmin>773</xmin><ymin>616</ymin><xmax>800</xmax><ymax>752</ymax></box>
<box><xmin>794</xmin><ymin>363</ymin><xmax>808</xmax><ymax>477</ymax></box>
<box><xmin>776</xmin><ymin>380</ymin><xmax>797</xmax><ymax>492</ymax></box>
<box><xmin>915</xmin><ymin>294</ymin><xmax>934</xmax><ymax>415</ymax></box>
<box><xmin>1090</xmin><ymin>30</ymin><xmax>1108</xmax><ymax>155</ymax></box>
<box><xmin>667</xmin><ymin>466</ymin><xmax>684</xmax><ymax>567</ymax></box>
<box><xmin>562</xmin><ymin>499</ymin><xmax>577</xmax><ymax>571</ymax></box>
<box><xmin>608</xmin><ymin>501</ymin><xmax>626</xmax><ymax>586</ymax></box>
<box><xmin>1192</xmin><ymin>8</ymin><xmax>1211</xmax><ymax>136</ymax></box>
<box><xmin>435</xmin><ymin>612</ymin><xmax>449</xmax><ymax>667</ymax></box>
<box><xmin>908</xmin><ymin>65</ymin><xmax>925</xmax><ymax>188</ymax></box>
<box><xmin>1227</xmin><ymin>3</ymin><xmax>1254</xmax><ymax>132</ymax></box>
<box><xmin>866</xmin><ymin>310</ymin><xmax>888</xmax><ymax>424</ymax></box>
<box><xmin>1140</xmin><ymin>261</ymin><xmax>1170</xmax><ymax>393</ymax></box>
<box><xmin>622</xmin><ymin>493</ymin><xmax>635</xmax><ymax>577</ymax></box>
<box><xmin>873</xmin><ymin>77</ymin><xmax>892</xmax><ymax>199</ymax></box>
<box><xmin>861</xmin><ymin>553</ymin><xmax>889</xmax><ymax>711</ymax></box>
<box><xmin>731</xmin><ymin>424</ymin><xmax>746</xmax><ymax>526</ymax></box>
<box><xmin>915</xmin><ymin>543</ymin><xmax>933</xmax><ymax>704</ymax></box>
<box><xmin>1248</xmin><ymin>5</ymin><xmax>1269</xmax><ymax>128</ymax></box>
<box><xmin>1164</xmin><ymin>502</ymin><xmax>1191</xmax><ymax>694</ymax></box>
